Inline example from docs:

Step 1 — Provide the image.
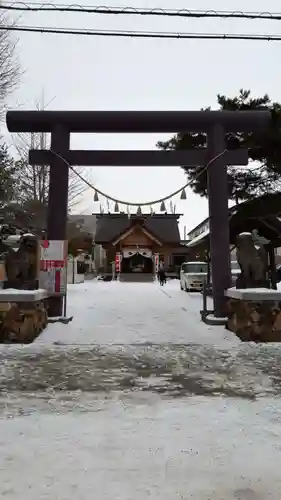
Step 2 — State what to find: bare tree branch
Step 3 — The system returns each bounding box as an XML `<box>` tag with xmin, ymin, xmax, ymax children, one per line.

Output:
<box><xmin>13</xmin><ymin>130</ymin><xmax>91</xmax><ymax>207</ymax></box>
<box><xmin>0</xmin><ymin>10</ymin><xmax>21</xmax><ymax>118</ymax></box>
<box><xmin>11</xmin><ymin>125</ymin><xmax>93</xmax><ymax>232</ymax></box>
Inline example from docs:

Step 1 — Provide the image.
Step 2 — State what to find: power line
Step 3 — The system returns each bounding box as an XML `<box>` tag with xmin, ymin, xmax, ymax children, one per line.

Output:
<box><xmin>2</xmin><ymin>3</ymin><xmax>281</xmax><ymax>21</ymax></box>
<box><xmin>2</xmin><ymin>25</ymin><xmax>281</xmax><ymax>41</ymax></box>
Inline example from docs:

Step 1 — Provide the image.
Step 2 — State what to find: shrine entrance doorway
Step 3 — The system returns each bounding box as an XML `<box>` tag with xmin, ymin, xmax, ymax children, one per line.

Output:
<box><xmin>121</xmin><ymin>249</ymin><xmax>153</xmax><ymax>274</ymax></box>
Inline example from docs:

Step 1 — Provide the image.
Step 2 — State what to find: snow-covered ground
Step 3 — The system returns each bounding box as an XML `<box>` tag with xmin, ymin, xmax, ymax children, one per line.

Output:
<box><xmin>36</xmin><ymin>279</ymin><xmax>238</xmax><ymax>346</ymax></box>
<box><xmin>1</xmin><ymin>280</ymin><xmax>281</xmax><ymax>499</ymax></box>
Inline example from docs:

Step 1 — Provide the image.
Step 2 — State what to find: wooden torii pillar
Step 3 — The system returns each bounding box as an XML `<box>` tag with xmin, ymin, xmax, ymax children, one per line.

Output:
<box><xmin>6</xmin><ymin>110</ymin><xmax>271</xmax><ymax>317</ymax></box>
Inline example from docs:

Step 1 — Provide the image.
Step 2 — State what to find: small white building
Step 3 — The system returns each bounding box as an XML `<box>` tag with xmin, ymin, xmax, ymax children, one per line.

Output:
<box><xmin>67</xmin><ymin>256</ymin><xmax>85</xmax><ymax>284</ymax></box>
<box><xmin>187</xmin><ymin>217</ymin><xmax>236</xmax><ymax>260</ymax></box>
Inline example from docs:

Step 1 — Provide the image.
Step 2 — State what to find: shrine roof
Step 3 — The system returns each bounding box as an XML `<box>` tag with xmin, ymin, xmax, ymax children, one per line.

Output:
<box><xmin>94</xmin><ymin>213</ymin><xmax>181</xmax><ymax>245</ymax></box>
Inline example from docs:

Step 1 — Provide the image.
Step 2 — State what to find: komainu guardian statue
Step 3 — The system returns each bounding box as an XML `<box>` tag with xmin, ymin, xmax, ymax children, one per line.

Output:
<box><xmin>3</xmin><ymin>233</ymin><xmax>38</xmax><ymax>290</ymax></box>
<box><xmin>236</xmin><ymin>231</ymin><xmax>269</xmax><ymax>289</ymax></box>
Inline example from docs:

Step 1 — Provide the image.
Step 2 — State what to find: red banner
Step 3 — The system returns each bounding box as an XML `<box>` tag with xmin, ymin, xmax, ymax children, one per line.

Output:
<box><xmin>115</xmin><ymin>253</ymin><xmax>121</xmax><ymax>273</ymax></box>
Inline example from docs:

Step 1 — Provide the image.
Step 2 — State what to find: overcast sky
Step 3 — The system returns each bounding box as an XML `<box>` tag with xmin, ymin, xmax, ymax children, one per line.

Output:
<box><xmin>4</xmin><ymin>0</ymin><xmax>281</xmax><ymax>236</ymax></box>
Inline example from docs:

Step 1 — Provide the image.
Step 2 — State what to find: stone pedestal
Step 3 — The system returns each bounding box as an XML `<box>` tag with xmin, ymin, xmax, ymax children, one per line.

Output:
<box><xmin>225</xmin><ymin>288</ymin><xmax>281</xmax><ymax>343</ymax></box>
<box><xmin>0</xmin><ymin>289</ymin><xmax>48</xmax><ymax>343</ymax></box>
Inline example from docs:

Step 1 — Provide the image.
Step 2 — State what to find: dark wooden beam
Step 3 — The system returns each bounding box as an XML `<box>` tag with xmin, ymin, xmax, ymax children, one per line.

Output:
<box><xmin>7</xmin><ymin>110</ymin><xmax>271</xmax><ymax>133</ymax></box>
<box><xmin>47</xmin><ymin>125</ymin><xmax>69</xmax><ymax>318</ymax></box>
<box><xmin>29</xmin><ymin>149</ymin><xmax>249</xmax><ymax>167</ymax></box>
<box><xmin>207</xmin><ymin>123</ymin><xmax>231</xmax><ymax>317</ymax></box>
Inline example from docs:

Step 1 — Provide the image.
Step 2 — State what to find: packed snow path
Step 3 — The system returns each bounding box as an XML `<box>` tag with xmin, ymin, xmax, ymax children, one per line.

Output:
<box><xmin>1</xmin><ymin>280</ymin><xmax>281</xmax><ymax>499</ymax></box>
<box><xmin>38</xmin><ymin>279</ymin><xmax>238</xmax><ymax>346</ymax></box>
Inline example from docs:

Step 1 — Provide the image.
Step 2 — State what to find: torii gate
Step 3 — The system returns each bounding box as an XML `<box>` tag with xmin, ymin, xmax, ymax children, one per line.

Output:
<box><xmin>6</xmin><ymin>110</ymin><xmax>270</xmax><ymax>318</ymax></box>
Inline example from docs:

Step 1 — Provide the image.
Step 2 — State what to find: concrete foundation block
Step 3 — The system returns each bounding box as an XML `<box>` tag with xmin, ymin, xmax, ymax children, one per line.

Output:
<box><xmin>225</xmin><ymin>288</ymin><xmax>281</xmax><ymax>342</ymax></box>
<box><xmin>0</xmin><ymin>297</ymin><xmax>48</xmax><ymax>343</ymax></box>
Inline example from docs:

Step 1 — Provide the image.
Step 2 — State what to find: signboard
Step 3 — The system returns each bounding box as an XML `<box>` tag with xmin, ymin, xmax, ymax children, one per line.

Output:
<box><xmin>40</xmin><ymin>267</ymin><xmax>67</xmax><ymax>295</ymax></box>
<box><xmin>39</xmin><ymin>240</ymin><xmax>67</xmax><ymax>295</ymax></box>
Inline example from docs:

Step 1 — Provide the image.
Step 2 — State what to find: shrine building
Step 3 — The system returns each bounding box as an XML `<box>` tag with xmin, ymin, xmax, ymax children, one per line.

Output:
<box><xmin>94</xmin><ymin>213</ymin><xmax>188</xmax><ymax>277</ymax></box>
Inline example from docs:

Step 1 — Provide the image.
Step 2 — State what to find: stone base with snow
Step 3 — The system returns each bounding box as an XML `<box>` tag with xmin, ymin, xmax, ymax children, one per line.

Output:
<box><xmin>225</xmin><ymin>288</ymin><xmax>281</xmax><ymax>343</ymax></box>
<box><xmin>0</xmin><ymin>289</ymin><xmax>48</xmax><ymax>343</ymax></box>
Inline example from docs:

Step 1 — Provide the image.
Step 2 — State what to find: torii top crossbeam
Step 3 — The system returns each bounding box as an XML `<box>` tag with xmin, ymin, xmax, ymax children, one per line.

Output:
<box><xmin>6</xmin><ymin>109</ymin><xmax>271</xmax><ymax>133</ymax></box>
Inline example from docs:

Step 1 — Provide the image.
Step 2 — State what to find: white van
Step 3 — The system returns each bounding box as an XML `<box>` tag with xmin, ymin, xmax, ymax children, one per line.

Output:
<box><xmin>183</xmin><ymin>260</ymin><xmax>239</xmax><ymax>293</ymax></box>
<box><xmin>180</xmin><ymin>261</ymin><xmax>208</xmax><ymax>292</ymax></box>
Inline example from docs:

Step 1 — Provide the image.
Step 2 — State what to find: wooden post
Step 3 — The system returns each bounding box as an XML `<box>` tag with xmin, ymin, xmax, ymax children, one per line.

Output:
<box><xmin>47</xmin><ymin>125</ymin><xmax>70</xmax><ymax>317</ymax></box>
<box><xmin>268</xmin><ymin>244</ymin><xmax>277</xmax><ymax>289</ymax></box>
<box><xmin>207</xmin><ymin>123</ymin><xmax>231</xmax><ymax>317</ymax></box>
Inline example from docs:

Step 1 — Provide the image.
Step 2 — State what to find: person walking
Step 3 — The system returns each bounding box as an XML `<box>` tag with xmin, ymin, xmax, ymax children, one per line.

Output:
<box><xmin>158</xmin><ymin>261</ymin><xmax>166</xmax><ymax>286</ymax></box>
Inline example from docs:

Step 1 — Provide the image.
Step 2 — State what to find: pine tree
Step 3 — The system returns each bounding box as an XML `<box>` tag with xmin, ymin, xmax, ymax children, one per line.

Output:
<box><xmin>157</xmin><ymin>90</ymin><xmax>281</xmax><ymax>202</ymax></box>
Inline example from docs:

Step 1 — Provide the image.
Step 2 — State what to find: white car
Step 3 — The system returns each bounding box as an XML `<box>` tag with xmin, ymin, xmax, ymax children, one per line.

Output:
<box><xmin>180</xmin><ymin>260</ymin><xmax>240</xmax><ymax>293</ymax></box>
<box><xmin>180</xmin><ymin>261</ymin><xmax>208</xmax><ymax>292</ymax></box>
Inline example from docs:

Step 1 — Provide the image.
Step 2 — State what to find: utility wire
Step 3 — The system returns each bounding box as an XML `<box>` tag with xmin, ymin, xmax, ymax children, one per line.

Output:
<box><xmin>2</xmin><ymin>3</ymin><xmax>281</xmax><ymax>21</ymax></box>
<box><xmin>2</xmin><ymin>25</ymin><xmax>281</xmax><ymax>41</ymax></box>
